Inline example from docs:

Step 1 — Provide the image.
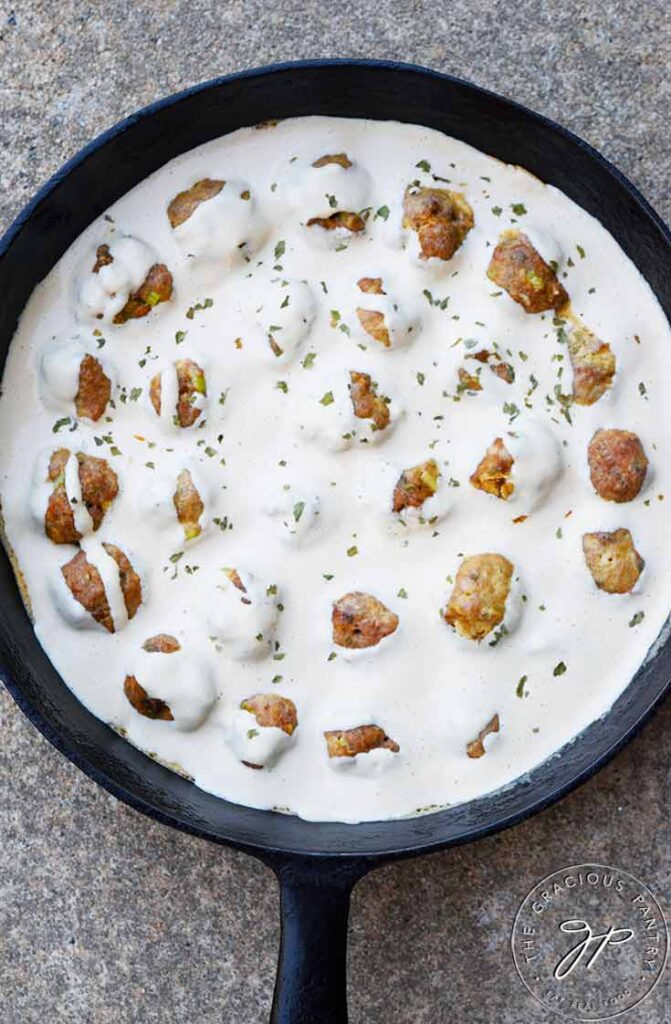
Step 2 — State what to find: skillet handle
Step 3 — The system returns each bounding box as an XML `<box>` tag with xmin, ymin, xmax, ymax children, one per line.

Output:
<box><xmin>268</xmin><ymin>858</ymin><xmax>368</xmax><ymax>1024</ymax></box>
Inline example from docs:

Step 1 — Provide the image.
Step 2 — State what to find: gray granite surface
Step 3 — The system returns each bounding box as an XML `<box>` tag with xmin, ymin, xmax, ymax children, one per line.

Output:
<box><xmin>0</xmin><ymin>2</ymin><xmax>669</xmax><ymax>1021</ymax></box>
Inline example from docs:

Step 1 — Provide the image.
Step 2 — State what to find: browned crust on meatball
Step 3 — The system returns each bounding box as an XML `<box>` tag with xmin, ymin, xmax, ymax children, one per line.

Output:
<box><xmin>567</xmin><ymin>322</ymin><xmax>616</xmax><ymax>405</ymax></box>
<box><xmin>76</xmin><ymin>453</ymin><xmax>119</xmax><ymax>530</ymax></box>
<box><xmin>312</xmin><ymin>153</ymin><xmax>353</xmax><ymax>169</ymax></box>
<box><xmin>356</xmin><ymin>308</ymin><xmax>390</xmax><ymax>347</ymax></box>
<box><xmin>75</xmin><ymin>354</ymin><xmax>111</xmax><ymax>421</ymax></box>
<box><xmin>92</xmin><ymin>244</ymin><xmax>114</xmax><ymax>273</ymax></box>
<box><xmin>466</xmin><ymin>714</ymin><xmax>500</xmax><ymax>758</ymax></box>
<box><xmin>588</xmin><ymin>429</ymin><xmax>648</xmax><ymax>503</ymax></box>
<box><xmin>102</xmin><ymin>542</ymin><xmax>143</xmax><ymax>620</ymax></box>
<box><xmin>355</xmin><ymin>277</ymin><xmax>390</xmax><ymax>347</ymax></box>
<box><xmin>470</xmin><ymin>438</ymin><xmax>515</xmax><ymax>500</ymax></box>
<box><xmin>174</xmin><ymin>469</ymin><xmax>205</xmax><ymax>540</ymax></box>
<box><xmin>444</xmin><ymin>554</ymin><xmax>514</xmax><ymax>641</ymax></box>
<box><xmin>241</xmin><ymin>693</ymin><xmax>298</xmax><ymax>736</ymax></box>
<box><xmin>307</xmin><ymin>211</ymin><xmax>365</xmax><ymax>233</ymax></box>
<box><xmin>124</xmin><ymin>675</ymin><xmax>174</xmax><ymax>720</ymax></box>
<box><xmin>486</xmin><ymin>230</ymin><xmax>568</xmax><ymax>313</ymax></box>
<box><xmin>348</xmin><ymin>370</ymin><xmax>390</xmax><ymax>431</ymax></box>
<box><xmin>143</xmin><ymin>634</ymin><xmax>181</xmax><ymax>653</ymax></box>
<box><xmin>582</xmin><ymin>529</ymin><xmax>644</xmax><ymax>594</ymax></box>
<box><xmin>402</xmin><ymin>186</ymin><xmax>474</xmax><ymax>261</ymax></box>
<box><xmin>324</xmin><ymin>725</ymin><xmax>400</xmax><ymax>758</ymax></box>
<box><xmin>357</xmin><ymin>277</ymin><xmax>385</xmax><ymax>295</ymax></box>
<box><xmin>167</xmin><ymin>178</ymin><xmax>225</xmax><ymax>228</ymax></box>
<box><xmin>61</xmin><ymin>550</ymin><xmax>114</xmax><ymax>631</ymax></box>
<box><xmin>150</xmin><ymin>359</ymin><xmax>206</xmax><ymax>428</ymax></box>
<box><xmin>332</xmin><ymin>591</ymin><xmax>399</xmax><ymax>649</ymax></box>
<box><xmin>392</xmin><ymin>459</ymin><xmax>440</xmax><ymax>513</ymax></box>
<box><xmin>113</xmin><ymin>263</ymin><xmax>173</xmax><ymax>325</ymax></box>
<box><xmin>45</xmin><ymin>448</ymin><xmax>79</xmax><ymax>544</ymax></box>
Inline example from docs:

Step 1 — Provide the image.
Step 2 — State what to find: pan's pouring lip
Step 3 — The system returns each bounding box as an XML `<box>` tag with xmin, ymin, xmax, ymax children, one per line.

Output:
<box><xmin>0</xmin><ymin>58</ymin><xmax>670</xmax><ymax>860</ymax></box>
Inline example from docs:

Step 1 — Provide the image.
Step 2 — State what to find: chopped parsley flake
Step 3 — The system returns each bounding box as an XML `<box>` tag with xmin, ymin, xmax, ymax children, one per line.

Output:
<box><xmin>629</xmin><ymin>611</ymin><xmax>645</xmax><ymax>627</ymax></box>
<box><xmin>553</xmin><ymin>661</ymin><xmax>567</xmax><ymax>677</ymax></box>
<box><xmin>320</xmin><ymin>391</ymin><xmax>334</xmax><ymax>406</ymax></box>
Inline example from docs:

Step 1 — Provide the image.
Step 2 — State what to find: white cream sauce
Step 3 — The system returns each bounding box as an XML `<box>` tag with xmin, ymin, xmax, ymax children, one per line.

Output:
<box><xmin>1</xmin><ymin>116</ymin><xmax>669</xmax><ymax>823</ymax></box>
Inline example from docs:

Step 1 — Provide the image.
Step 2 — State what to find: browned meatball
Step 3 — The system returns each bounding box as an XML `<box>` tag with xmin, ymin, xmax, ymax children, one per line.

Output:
<box><xmin>167</xmin><ymin>178</ymin><xmax>225</xmax><ymax>228</ymax></box>
<box><xmin>75</xmin><ymin>354</ymin><xmax>111</xmax><ymax>421</ymax></box>
<box><xmin>307</xmin><ymin>210</ymin><xmax>366</xmax><ymax>233</ymax></box>
<box><xmin>44</xmin><ymin>449</ymin><xmax>118</xmax><ymax>544</ymax></box>
<box><xmin>124</xmin><ymin>633</ymin><xmax>181</xmax><ymax>720</ymax></box>
<box><xmin>241</xmin><ymin>693</ymin><xmax>298</xmax><ymax>735</ymax></box>
<box><xmin>76</xmin><ymin>453</ymin><xmax>120</xmax><ymax>530</ymax></box>
<box><xmin>305</xmin><ymin>154</ymin><xmax>365</xmax><ymax>232</ymax></box>
<box><xmin>349</xmin><ymin>370</ymin><xmax>390</xmax><ymax>431</ymax></box>
<box><xmin>325</xmin><ymin>725</ymin><xmax>400</xmax><ymax>758</ymax></box>
<box><xmin>588</xmin><ymin>429</ymin><xmax>648</xmax><ymax>503</ymax></box>
<box><xmin>61</xmin><ymin>543</ymin><xmax>142</xmax><ymax>633</ymax></box>
<box><xmin>567</xmin><ymin>322</ymin><xmax>616</xmax><ymax>405</ymax></box>
<box><xmin>392</xmin><ymin>459</ymin><xmax>440</xmax><ymax>513</ymax></box>
<box><xmin>150</xmin><ymin>359</ymin><xmax>207</xmax><ymax>428</ymax></box>
<box><xmin>486</xmin><ymin>231</ymin><xmax>568</xmax><ymax>313</ymax></box>
<box><xmin>466</xmin><ymin>714</ymin><xmax>500</xmax><ymax>758</ymax></box>
<box><xmin>143</xmin><ymin>634</ymin><xmax>181</xmax><ymax>653</ymax></box>
<box><xmin>582</xmin><ymin>529</ymin><xmax>644</xmax><ymax>594</ymax></box>
<box><xmin>356</xmin><ymin>277</ymin><xmax>390</xmax><ymax>348</ymax></box>
<box><xmin>403</xmin><ymin>186</ymin><xmax>474</xmax><ymax>261</ymax></box>
<box><xmin>92</xmin><ymin>244</ymin><xmax>173</xmax><ymax>324</ymax></box>
<box><xmin>470</xmin><ymin>438</ymin><xmax>515</xmax><ymax>500</ymax></box>
<box><xmin>444</xmin><ymin>554</ymin><xmax>514</xmax><ymax>641</ymax></box>
<box><xmin>312</xmin><ymin>154</ymin><xmax>352</xmax><ymax>169</ymax></box>
<box><xmin>173</xmin><ymin>469</ymin><xmax>205</xmax><ymax>540</ymax></box>
<box><xmin>123</xmin><ymin>676</ymin><xmax>174</xmax><ymax>720</ymax></box>
<box><xmin>332</xmin><ymin>591</ymin><xmax>399</xmax><ymax>649</ymax></box>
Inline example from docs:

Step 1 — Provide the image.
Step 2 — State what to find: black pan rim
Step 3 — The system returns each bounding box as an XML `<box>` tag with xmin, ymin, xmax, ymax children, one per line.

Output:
<box><xmin>1</xmin><ymin>57</ymin><xmax>669</xmax><ymax>861</ymax></box>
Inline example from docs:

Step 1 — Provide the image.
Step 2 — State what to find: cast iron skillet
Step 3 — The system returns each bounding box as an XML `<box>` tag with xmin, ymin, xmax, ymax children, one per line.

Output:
<box><xmin>1</xmin><ymin>59</ymin><xmax>669</xmax><ymax>1023</ymax></box>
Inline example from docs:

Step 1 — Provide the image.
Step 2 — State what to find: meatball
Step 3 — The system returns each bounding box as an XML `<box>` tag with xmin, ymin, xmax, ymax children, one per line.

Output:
<box><xmin>307</xmin><ymin>210</ymin><xmax>365</xmax><ymax>233</ymax></box>
<box><xmin>75</xmin><ymin>354</ymin><xmax>112</xmax><ymax>421</ymax></box>
<box><xmin>332</xmin><ymin>591</ymin><xmax>399</xmax><ymax>649</ymax></box>
<box><xmin>167</xmin><ymin>178</ymin><xmax>225</xmax><ymax>228</ymax></box>
<box><xmin>44</xmin><ymin>448</ymin><xmax>118</xmax><ymax>544</ymax></box>
<box><xmin>470</xmin><ymin>438</ymin><xmax>514</xmax><ymax>500</ymax></box>
<box><xmin>349</xmin><ymin>371</ymin><xmax>390</xmax><ymax>431</ymax></box>
<box><xmin>312</xmin><ymin>153</ymin><xmax>352</xmax><ymax>169</ymax></box>
<box><xmin>466</xmin><ymin>714</ymin><xmax>500</xmax><ymax>759</ymax></box>
<box><xmin>150</xmin><ymin>359</ymin><xmax>207</xmax><ymax>428</ymax></box>
<box><xmin>486</xmin><ymin>231</ymin><xmax>568</xmax><ymax>313</ymax></box>
<box><xmin>173</xmin><ymin>469</ymin><xmax>205</xmax><ymax>540</ymax></box>
<box><xmin>61</xmin><ymin>543</ymin><xmax>142</xmax><ymax>633</ymax></box>
<box><xmin>123</xmin><ymin>675</ymin><xmax>174</xmax><ymax>720</ymax></box>
<box><xmin>582</xmin><ymin>529</ymin><xmax>644</xmax><ymax>594</ymax></box>
<box><xmin>90</xmin><ymin>244</ymin><xmax>173</xmax><ymax>325</ymax></box>
<box><xmin>143</xmin><ymin>633</ymin><xmax>181</xmax><ymax>653</ymax></box>
<box><xmin>588</xmin><ymin>429</ymin><xmax>648</xmax><ymax>503</ymax></box>
<box><xmin>444</xmin><ymin>554</ymin><xmax>514</xmax><ymax>641</ymax></box>
<box><xmin>324</xmin><ymin>725</ymin><xmax>400</xmax><ymax>759</ymax></box>
<box><xmin>392</xmin><ymin>459</ymin><xmax>440</xmax><ymax>513</ymax></box>
<box><xmin>567</xmin><ymin>322</ymin><xmax>616</xmax><ymax>405</ymax></box>
<box><xmin>240</xmin><ymin>693</ymin><xmax>298</xmax><ymax>736</ymax></box>
<box><xmin>402</xmin><ymin>186</ymin><xmax>474</xmax><ymax>261</ymax></box>
<box><xmin>356</xmin><ymin>277</ymin><xmax>390</xmax><ymax>348</ymax></box>
<box><xmin>305</xmin><ymin>153</ymin><xmax>366</xmax><ymax>233</ymax></box>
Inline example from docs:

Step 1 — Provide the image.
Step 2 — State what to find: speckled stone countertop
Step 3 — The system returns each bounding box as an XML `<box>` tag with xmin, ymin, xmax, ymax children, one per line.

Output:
<box><xmin>0</xmin><ymin>3</ymin><xmax>669</xmax><ymax>1022</ymax></box>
